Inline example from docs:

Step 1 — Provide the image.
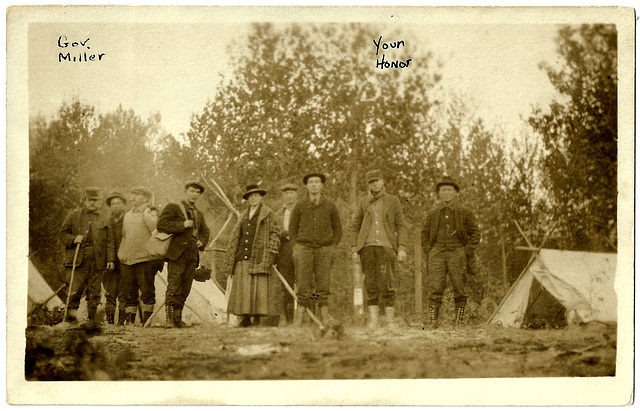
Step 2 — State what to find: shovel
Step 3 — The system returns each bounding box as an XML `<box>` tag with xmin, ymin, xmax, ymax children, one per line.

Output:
<box><xmin>272</xmin><ymin>265</ymin><xmax>343</xmax><ymax>339</ymax></box>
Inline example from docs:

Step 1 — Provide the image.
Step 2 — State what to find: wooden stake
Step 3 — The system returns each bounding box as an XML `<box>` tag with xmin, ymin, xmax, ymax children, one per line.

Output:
<box><xmin>414</xmin><ymin>235</ymin><xmax>423</xmax><ymax>315</ymax></box>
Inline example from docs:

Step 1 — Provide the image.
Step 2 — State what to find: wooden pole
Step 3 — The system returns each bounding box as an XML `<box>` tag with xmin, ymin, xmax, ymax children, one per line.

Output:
<box><xmin>63</xmin><ymin>244</ymin><xmax>81</xmax><ymax>320</ymax></box>
<box><xmin>352</xmin><ymin>255</ymin><xmax>364</xmax><ymax>316</ymax></box>
<box><xmin>501</xmin><ymin>239</ymin><xmax>508</xmax><ymax>294</ymax></box>
<box><xmin>414</xmin><ymin>235</ymin><xmax>423</xmax><ymax>315</ymax></box>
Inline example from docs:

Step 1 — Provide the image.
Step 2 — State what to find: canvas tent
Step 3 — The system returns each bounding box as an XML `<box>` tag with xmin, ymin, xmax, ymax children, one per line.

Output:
<box><xmin>489</xmin><ymin>249</ymin><xmax>617</xmax><ymax>328</ymax></box>
<box><xmin>28</xmin><ymin>259</ymin><xmax>65</xmax><ymax>312</ymax></box>
<box><xmin>147</xmin><ymin>263</ymin><xmax>228</xmax><ymax>325</ymax></box>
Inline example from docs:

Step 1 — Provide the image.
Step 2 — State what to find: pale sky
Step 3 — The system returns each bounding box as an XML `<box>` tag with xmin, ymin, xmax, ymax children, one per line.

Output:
<box><xmin>29</xmin><ymin>21</ymin><xmax>562</xmax><ymax>140</ymax></box>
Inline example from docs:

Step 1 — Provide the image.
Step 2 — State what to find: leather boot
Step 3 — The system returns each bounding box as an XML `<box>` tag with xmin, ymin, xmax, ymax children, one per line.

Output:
<box><xmin>117</xmin><ymin>310</ymin><xmax>126</xmax><ymax>326</ymax></box>
<box><xmin>87</xmin><ymin>306</ymin><xmax>97</xmax><ymax>326</ymax></box>
<box><xmin>141</xmin><ymin>304</ymin><xmax>154</xmax><ymax>326</ymax></box>
<box><xmin>165</xmin><ymin>305</ymin><xmax>175</xmax><ymax>328</ymax></box>
<box><xmin>455</xmin><ymin>305</ymin><xmax>465</xmax><ymax>327</ymax></box>
<box><xmin>367</xmin><ymin>305</ymin><xmax>379</xmax><ymax>329</ymax></box>
<box><xmin>173</xmin><ymin>308</ymin><xmax>186</xmax><ymax>328</ymax></box>
<box><xmin>126</xmin><ymin>312</ymin><xmax>137</xmax><ymax>326</ymax></box>
<box><xmin>425</xmin><ymin>305</ymin><xmax>439</xmax><ymax>330</ymax></box>
<box><xmin>384</xmin><ymin>306</ymin><xmax>398</xmax><ymax>329</ymax></box>
<box><xmin>293</xmin><ymin>306</ymin><xmax>305</xmax><ymax>327</ymax></box>
<box><xmin>105</xmin><ymin>308</ymin><xmax>115</xmax><ymax>325</ymax></box>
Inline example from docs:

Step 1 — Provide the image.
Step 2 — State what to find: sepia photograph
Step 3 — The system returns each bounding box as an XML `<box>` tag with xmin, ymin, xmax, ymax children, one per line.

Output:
<box><xmin>6</xmin><ymin>4</ymin><xmax>635</xmax><ymax>406</ymax></box>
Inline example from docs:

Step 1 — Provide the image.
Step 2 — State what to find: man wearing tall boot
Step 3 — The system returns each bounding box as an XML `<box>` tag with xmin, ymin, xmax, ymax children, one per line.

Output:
<box><xmin>349</xmin><ymin>170</ymin><xmax>408</xmax><ymax>329</ymax></box>
<box><xmin>117</xmin><ymin>186</ymin><xmax>159</xmax><ymax>326</ymax></box>
<box><xmin>59</xmin><ymin>187</ymin><xmax>114</xmax><ymax>326</ymax></box>
<box><xmin>289</xmin><ymin>173</ymin><xmax>342</xmax><ymax>327</ymax></box>
<box><xmin>274</xmin><ymin>183</ymin><xmax>299</xmax><ymax>325</ymax></box>
<box><xmin>421</xmin><ymin>176</ymin><xmax>480</xmax><ymax>329</ymax></box>
<box><xmin>104</xmin><ymin>192</ymin><xmax>127</xmax><ymax>325</ymax></box>
<box><xmin>157</xmin><ymin>182</ymin><xmax>210</xmax><ymax>328</ymax></box>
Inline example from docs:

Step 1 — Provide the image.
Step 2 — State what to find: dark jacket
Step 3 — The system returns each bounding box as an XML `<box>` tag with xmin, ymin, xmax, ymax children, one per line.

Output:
<box><xmin>219</xmin><ymin>204</ymin><xmax>280</xmax><ymax>277</ymax></box>
<box><xmin>421</xmin><ymin>202</ymin><xmax>481</xmax><ymax>256</ymax></box>
<box><xmin>58</xmin><ymin>207</ymin><xmax>114</xmax><ymax>269</ymax></box>
<box><xmin>350</xmin><ymin>191</ymin><xmax>408</xmax><ymax>254</ymax></box>
<box><xmin>289</xmin><ymin>195</ymin><xmax>342</xmax><ymax>248</ymax></box>
<box><xmin>157</xmin><ymin>201</ymin><xmax>210</xmax><ymax>262</ymax></box>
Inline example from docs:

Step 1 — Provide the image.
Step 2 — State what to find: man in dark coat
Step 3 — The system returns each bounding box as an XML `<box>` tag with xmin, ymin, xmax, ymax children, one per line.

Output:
<box><xmin>157</xmin><ymin>182</ymin><xmax>210</xmax><ymax>328</ymax></box>
<box><xmin>274</xmin><ymin>183</ymin><xmax>299</xmax><ymax>324</ymax></box>
<box><xmin>349</xmin><ymin>169</ymin><xmax>408</xmax><ymax>329</ymax></box>
<box><xmin>58</xmin><ymin>187</ymin><xmax>115</xmax><ymax>324</ymax></box>
<box><xmin>421</xmin><ymin>176</ymin><xmax>481</xmax><ymax>329</ymax></box>
<box><xmin>103</xmin><ymin>192</ymin><xmax>127</xmax><ymax>325</ymax></box>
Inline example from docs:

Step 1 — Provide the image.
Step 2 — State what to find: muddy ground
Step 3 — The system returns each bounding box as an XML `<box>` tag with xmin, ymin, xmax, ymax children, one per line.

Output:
<box><xmin>25</xmin><ymin>319</ymin><xmax>616</xmax><ymax>381</ymax></box>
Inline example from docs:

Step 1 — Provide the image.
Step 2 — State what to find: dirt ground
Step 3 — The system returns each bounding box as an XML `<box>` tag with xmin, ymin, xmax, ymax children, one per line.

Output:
<box><xmin>25</xmin><ymin>318</ymin><xmax>616</xmax><ymax>381</ymax></box>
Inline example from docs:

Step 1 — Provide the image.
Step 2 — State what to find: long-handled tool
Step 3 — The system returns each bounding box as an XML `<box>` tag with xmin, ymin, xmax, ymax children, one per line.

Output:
<box><xmin>63</xmin><ymin>243</ymin><xmax>81</xmax><ymax>321</ymax></box>
<box><xmin>143</xmin><ymin>273</ymin><xmax>207</xmax><ymax>328</ymax></box>
<box><xmin>272</xmin><ymin>265</ymin><xmax>342</xmax><ymax>338</ymax></box>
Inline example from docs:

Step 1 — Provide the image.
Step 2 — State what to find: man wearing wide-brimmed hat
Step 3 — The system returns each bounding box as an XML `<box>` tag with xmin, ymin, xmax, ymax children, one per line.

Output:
<box><xmin>349</xmin><ymin>169</ymin><xmax>408</xmax><ymax>329</ymax></box>
<box><xmin>58</xmin><ymin>187</ymin><xmax>115</xmax><ymax>325</ymax></box>
<box><xmin>117</xmin><ymin>186</ymin><xmax>159</xmax><ymax>326</ymax></box>
<box><xmin>421</xmin><ymin>176</ymin><xmax>480</xmax><ymax>329</ymax></box>
<box><xmin>274</xmin><ymin>183</ymin><xmax>299</xmax><ymax>324</ymax></box>
<box><xmin>157</xmin><ymin>181</ymin><xmax>210</xmax><ymax>328</ymax></box>
<box><xmin>289</xmin><ymin>172</ymin><xmax>342</xmax><ymax>326</ymax></box>
<box><xmin>103</xmin><ymin>192</ymin><xmax>128</xmax><ymax>325</ymax></box>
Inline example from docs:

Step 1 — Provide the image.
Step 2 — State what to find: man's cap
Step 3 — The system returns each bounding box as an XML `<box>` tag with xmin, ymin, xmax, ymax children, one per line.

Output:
<box><xmin>303</xmin><ymin>172</ymin><xmax>326</xmax><ymax>185</ymax></box>
<box><xmin>436</xmin><ymin>176</ymin><xmax>460</xmax><ymax>192</ymax></box>
<box><xmin>106</xmin><ymin>192</ymin><xmax>127</xmax><ymax>206</ymax></box>
<box><xmin>365</xmin><ymin>169</ymin><xmax>384</xmax><ymax>183</ymax></box>
<box><xmin>280</xmin><ymin>183</ymin><xmax>299</xmax><ymax>192</ymax></box>
<box><xmin>84</xmin><ymin>187</ymin><xmax>101</xmax><ymax>199</ymax></box>
<box><xmin>243</xmin><ymin>184</ymin><xmax>267</xmax><ymax>200</ymax></box>
<box><xmin>184</xmin><ymin>181</ymin><xmax>205</xmax><ymax>193</ymax></box>
<box><xmin>130</xmin><ymin>186</ymin><xmax>152</xmax><ymax>198</ymax></box>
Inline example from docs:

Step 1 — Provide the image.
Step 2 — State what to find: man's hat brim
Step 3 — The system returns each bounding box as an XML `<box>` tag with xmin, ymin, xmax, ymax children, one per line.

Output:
<box><xmin>242</xmin><ymin>188</ymin><xmax>267</xmax><ymax>200</ymax></box>
<box><xmin>303</xmin><ymin>173</ymin><xmax>326</xmax><ymax>184</ymax></box>
<box><xmin>185</xmin><ymin>182</ymin><xmax>205</xmax><ymax>193</ymax></box>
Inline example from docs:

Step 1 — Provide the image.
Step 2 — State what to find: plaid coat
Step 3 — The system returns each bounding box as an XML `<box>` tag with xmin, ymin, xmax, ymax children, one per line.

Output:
<box><xmin>219</xmin><ymin>204</ymin><xmax>280</xmax><ymax>278</ymax></box>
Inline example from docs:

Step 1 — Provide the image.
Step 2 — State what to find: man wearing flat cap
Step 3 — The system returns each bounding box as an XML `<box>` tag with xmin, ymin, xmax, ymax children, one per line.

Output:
<box><xmin>289</xmin><ymin>173</ymin><xmax>342</xmax><ymax>326</ymax></box>
<box><xmin>421</xmin><ymin>176</ymin><xmax>480</xmax><ymax>329</ymax></box>
<box><xmin>58</xmin><ymin>187</ymin><xmax>115</xmax><ymax>325</ymax></box>
<box><xmin>157</xmin><ymin>181</ymin><xmax>210</xmax><ymax>328</ymax></box>
<box><xmin>274</xmin><ymin>183</ymin><xmax>299</xmax><ymax>324</ymax></box>
<box><xmin>349</xmin><ymin>169</ymin><xmax>408</xmax><ymax>329</ymax></box>
<box><xmin>103</xmin><ymin>192</ymin><xmax>128</xmax><ymax>325</ymax></box>
<box><xmin>117</xmin><ymin>186</ymin><xmax>159</xmax><ymax>325</ymax></box>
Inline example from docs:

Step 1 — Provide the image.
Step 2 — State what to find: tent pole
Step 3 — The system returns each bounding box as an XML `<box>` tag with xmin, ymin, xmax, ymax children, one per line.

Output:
<box><xmin>486</xmin><ymin>221</ymin><xmax>558</xmax><ymax>324</ymax></box>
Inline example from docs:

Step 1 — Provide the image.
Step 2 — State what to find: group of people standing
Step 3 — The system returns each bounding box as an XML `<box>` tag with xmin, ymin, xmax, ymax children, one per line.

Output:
<box><xmin>58</xmin><ymin>170</ymin><xmax>480</xmax><ymax>330</ymax></box>
<box><xmin>59</xmin><ymin>182</ymin><xmax>210</xmax><ymax>328</ymax></box>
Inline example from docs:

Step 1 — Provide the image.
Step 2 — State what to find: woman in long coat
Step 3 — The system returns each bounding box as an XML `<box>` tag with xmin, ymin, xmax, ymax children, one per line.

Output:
<box><xmin>221</xmin><ymin>184</ymin><xmax>282</xmax><ymax>327</ymax></box>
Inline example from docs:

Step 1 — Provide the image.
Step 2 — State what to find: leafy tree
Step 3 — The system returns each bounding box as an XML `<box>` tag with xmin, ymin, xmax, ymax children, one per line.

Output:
<box><xmin>528</xmin><ymin>24</ymin><xmax>617</xmax><ymax>251</ymax></box>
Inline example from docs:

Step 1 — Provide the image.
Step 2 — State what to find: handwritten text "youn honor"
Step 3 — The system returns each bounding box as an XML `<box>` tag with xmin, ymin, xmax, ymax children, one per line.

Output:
<box><xmin>58</xmin><ymin>36</ymin><xmax>106</xmax><ymax>63</ymax></box>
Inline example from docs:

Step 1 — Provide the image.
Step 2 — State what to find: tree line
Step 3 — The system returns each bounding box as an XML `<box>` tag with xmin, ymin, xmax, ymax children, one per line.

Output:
<box><xmin>29</xmin><ymin>23</ymin><xmax>617</xmax><ymax>319</ymax></box>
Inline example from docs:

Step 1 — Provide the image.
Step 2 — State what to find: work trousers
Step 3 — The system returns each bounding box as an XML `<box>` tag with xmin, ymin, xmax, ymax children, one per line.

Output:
<box><xmin>102</xmin><ymin>263</ymin><xmax>127</xmax><ymax>312</ymax></box>
<box><xmin>360</xmin><ymin>246</ymin><xmax>397</xmax><ymax>308</ymax></box>
<box><xmin>166</xmin><ymin>242</ymin><xmax>199</xmax><ymax>309</ymax></box>
<box><xmin>427</xmin><ymin>246</ymin><xmax>468</xmax><ymax>307</ymax></box>
<box><xmin>293</xmin><ymin>244</ymin><xmax>334</xmax><ymax>308</ymax></box>
<box><xmin>121</xmin><ymin>260</ymin><xmax>158</xmax><ymax>307</ymax></box>
<box><xmin>66</xmin><ymin>246</ymin><xmax>103</xmax><ymax>310</ymax></box>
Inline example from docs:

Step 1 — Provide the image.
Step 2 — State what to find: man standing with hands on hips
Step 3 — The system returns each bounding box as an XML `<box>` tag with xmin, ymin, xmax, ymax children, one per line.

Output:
<box><xmin>349</xmin><ymin>169</ymin><xmax>408</xmax><ymax>329</ymax></box>
<box><xmin>421</xmin><ymin>176</ymin><xmax>480</xmax><ymax>329</ymax></box>
<box><xmin>157</xmin><ymin>181</ymin><xmax>210</xmax><ymax>328</ymax></box>
<box><xmin>289</xmin><ymin>172</ymin><xmax>342</xmax><ymax>327</ymax></box>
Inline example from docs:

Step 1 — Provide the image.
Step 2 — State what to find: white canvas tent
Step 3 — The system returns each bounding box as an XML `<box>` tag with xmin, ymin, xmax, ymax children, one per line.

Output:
<box><xmin>28</xmin><ymin>259</ymin><xmax>65</xmax><ymax>312</ymax></box>
<box><xmin>489</xmin><ymin>249</ymin><xmax>617</xmax><ymax>328</ymax></box>
<box><xmin>148</xmin><ymin>263</ymin><xmax>228</xmax><ymax>325</ymax></box>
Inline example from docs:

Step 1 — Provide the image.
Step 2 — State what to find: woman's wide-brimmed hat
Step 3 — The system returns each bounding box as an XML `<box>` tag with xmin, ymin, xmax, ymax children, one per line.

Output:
<box><xmin>242</xmin><ymin>184</ymin><xmax>267</xmax><ymax>200</ymax></box>
<box><xmin>106</xmin><ymin>192</ymin><xmax>128</xmax><ymax>206</ymax></box>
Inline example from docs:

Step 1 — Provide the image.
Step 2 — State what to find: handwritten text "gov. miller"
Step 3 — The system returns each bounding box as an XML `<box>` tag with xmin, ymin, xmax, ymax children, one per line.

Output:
<box><xmin>58</xmin><ymin>36</ymin><xmax>106</xmax><ymax>63</ymax></box>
